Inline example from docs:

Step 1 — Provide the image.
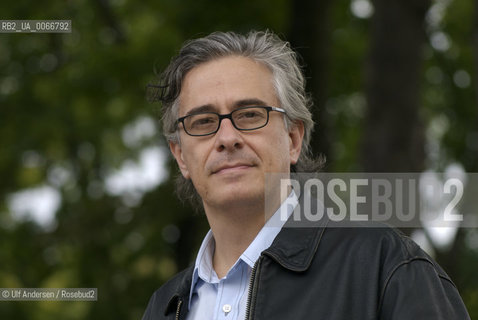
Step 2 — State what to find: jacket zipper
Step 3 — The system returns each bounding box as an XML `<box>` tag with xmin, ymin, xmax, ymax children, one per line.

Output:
<box><xmin>175</xmin><ymin>299</ymin><xmax>183</xmax><ymax>320</ymax></box>
<box><xmin>244</xmin><ymin>257</ymin><xmax>262</xmax><ymax>320</ymax></box>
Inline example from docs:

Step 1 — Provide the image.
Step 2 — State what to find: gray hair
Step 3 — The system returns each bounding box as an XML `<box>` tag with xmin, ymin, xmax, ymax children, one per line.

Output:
<box><xmin>149</xmin><ymin>30</ymin><xmax>324</xmax><ymax>208</ymax></box>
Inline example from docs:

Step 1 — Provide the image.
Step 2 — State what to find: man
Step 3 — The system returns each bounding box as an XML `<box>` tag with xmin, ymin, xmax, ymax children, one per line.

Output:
<box><xmin>142</xmin><ymin>31</ymin><xmax>470</xmax><ymax>319</ymax></box>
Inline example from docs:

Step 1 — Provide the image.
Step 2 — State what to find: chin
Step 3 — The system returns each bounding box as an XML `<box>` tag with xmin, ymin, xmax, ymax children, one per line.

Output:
<box><xmin>207</xmin><ymin>185</ymin><xmax>265</xmax><ymax>207</ymax></box>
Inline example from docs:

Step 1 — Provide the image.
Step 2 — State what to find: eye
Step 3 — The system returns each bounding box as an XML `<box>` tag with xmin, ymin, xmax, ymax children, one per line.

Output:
<box><xmin>235</xmin><ymin>108</ymin><xmax>266</xmax><ymax>120</ymax></box>
<box><xmin>243</xmin><ymin>111</ymin><xmax>260</xmax><ymax>118</ymax></box>
<box><xmin>188</xmin><ymin>114</ymin><xmax>218</xmax><ymax>128</ymax></box>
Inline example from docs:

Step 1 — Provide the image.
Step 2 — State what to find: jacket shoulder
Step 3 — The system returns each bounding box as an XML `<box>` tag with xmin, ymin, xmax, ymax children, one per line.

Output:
<box><xmin>323</xmin><ymin>221</ymin><xmax>450</xmax><ymax>280</ymax></box>
<box><xmin>325</xmin><ymin>221</ymin><xmax>426</xmax><ymax>256</ymax></box>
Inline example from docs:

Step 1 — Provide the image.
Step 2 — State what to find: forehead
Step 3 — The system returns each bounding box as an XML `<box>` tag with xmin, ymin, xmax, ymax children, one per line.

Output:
<box><xmin>178</xmin><ymin>56</ymin><xmax>279</xmax><ymax>115</ymax></box>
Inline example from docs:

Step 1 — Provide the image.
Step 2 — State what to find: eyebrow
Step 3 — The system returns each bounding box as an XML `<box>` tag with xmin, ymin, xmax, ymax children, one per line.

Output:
<box><xmin>233</xmin><ymin>98</ymin><xmax>268</xmax><ymax>108</ymax></box>
<box><xmin>185</xmin><ymin>98</ymin><xmax>269</xmax><ymax>116</ymax></box>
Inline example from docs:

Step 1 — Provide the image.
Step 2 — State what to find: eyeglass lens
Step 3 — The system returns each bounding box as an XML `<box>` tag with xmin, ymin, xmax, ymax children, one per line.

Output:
<box><xmin>183</xmin><ymin>107</ymin><xmax>269</xmax><ymax>136</ymax></box>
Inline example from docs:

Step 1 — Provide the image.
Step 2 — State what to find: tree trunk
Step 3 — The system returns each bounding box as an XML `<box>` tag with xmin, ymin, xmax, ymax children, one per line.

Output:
<box><xmin>475</xmin><ymin>0</ymin><xmax>478</xmax><ymax>116</ymax></box>
<box><xmin>362</xmin><ymin>0</ymin><xmax>431</xmax><ymax>172</ymax></box>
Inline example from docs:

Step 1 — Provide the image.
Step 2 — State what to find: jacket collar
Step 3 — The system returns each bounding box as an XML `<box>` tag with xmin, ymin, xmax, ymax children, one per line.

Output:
<box><xmin>164</xmin><ymin>267</ymin><xmax>193</xmax><ymax>317</ymax></box>
<box><xmin>262</xmin><ymin>220</ymin><xmax>328</xmax><ymax>272</ymax></box>
<box><xmin>263</xmin><ymin>192</ymin><xmax>329</xmax><ymax>272</ymax></box>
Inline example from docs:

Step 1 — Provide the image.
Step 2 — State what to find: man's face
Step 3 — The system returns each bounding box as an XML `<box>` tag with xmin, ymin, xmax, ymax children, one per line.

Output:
<box><xmin>170</xmin><ymin>56</ymin><xmax>303</xmax><ymax>210</ymax></box>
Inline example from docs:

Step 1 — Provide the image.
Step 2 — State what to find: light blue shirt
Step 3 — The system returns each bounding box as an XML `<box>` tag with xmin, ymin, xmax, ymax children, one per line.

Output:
<box><xmin>186</xmin><ymin>191</ymin><xmax>298</xmax><ymax>320</ymax></box>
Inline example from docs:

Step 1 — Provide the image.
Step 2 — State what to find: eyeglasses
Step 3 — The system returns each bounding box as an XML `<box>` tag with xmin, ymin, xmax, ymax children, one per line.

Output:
<box><xmin>176</xmin><ymin>106</ymin><xmax>287</xmax><ymax>137</ymax></box>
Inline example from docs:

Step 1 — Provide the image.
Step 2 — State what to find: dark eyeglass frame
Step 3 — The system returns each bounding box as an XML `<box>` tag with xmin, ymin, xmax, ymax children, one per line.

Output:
<box><xmin>176</xmin><ymin>106</ymin><xmax>287</xmax><ymax>137</ymax></box>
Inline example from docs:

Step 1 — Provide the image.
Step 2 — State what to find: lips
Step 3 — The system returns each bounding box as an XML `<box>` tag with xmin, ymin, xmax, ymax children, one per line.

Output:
<box><xmin>212</xmin><ymin>163</ymin><xmax>254</xmax><ymax>174</ymax></box>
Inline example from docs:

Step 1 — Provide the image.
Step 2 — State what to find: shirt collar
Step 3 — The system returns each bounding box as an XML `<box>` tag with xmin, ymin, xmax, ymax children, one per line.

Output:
<box><xmin>188</xmin><ymin>190</ymin><xmax>298</xmax><ymax>308</ymax></box>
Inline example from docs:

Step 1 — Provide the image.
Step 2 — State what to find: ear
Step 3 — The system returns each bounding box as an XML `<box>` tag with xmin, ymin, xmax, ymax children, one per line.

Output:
<box><xmin>169</xmin><ymin>141</ymin><xmax>191</xmax><ymax>179</ymax></box>
<box><xmin>288</xmin><ymin>121</ymin><xmax>304</xmax><ymax>165</ymax></box>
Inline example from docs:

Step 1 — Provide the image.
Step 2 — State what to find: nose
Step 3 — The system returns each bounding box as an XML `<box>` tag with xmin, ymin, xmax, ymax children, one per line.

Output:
<box><xmin>214</xmin><ymin>117</ymin><xmax>244</xmax><ymax>152</ymax></box>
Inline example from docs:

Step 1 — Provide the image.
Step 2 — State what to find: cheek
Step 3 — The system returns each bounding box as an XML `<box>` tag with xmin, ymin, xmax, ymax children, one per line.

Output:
<box><xmin>181</xmin><ymin>141</ymin><xmax>212</xmax><ymax>175</ymax></box>
<box><xmin>264</xmin><ymin>135</ymin><xmax>291</xmax><ymax>171</ymax></box>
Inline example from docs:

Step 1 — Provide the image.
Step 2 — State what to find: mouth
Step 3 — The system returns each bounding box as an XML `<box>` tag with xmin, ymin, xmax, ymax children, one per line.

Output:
<box><xmin>212</xmin><ymin>163</ymin><xmax>254</xmax><ymax>175</ymax></box>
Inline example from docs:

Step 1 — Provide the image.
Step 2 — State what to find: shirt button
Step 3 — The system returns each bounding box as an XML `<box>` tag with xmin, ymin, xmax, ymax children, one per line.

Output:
<box><xmin>222</xmin><ymin>304</ymin><xmax>232</xmax><ymax>314</ymax></box>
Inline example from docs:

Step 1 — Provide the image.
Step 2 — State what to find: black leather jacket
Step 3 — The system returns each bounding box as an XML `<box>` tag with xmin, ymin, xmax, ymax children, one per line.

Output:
<box><xmin>142</xmin><ymin>219</ymin><xmax>470</xmax><ymax>320</ymax></box>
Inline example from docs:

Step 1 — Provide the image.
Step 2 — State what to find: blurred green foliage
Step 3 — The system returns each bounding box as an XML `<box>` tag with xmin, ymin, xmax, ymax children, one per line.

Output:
<box><xmin>0</xmin><ymin>0</ymin><xmax>477</xmax><ymax>319</ymax></box>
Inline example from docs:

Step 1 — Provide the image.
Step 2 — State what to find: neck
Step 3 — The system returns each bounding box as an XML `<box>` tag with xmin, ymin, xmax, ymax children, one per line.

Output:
<box><xmin>203</xmin><ymin>189</ymin><xmax>286</xmax><ymax>278</ymax></box>
<box><xmin>203</xmin><ymin>201</ymin><xmax>265</xmax><ymax>278</ymax></box>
